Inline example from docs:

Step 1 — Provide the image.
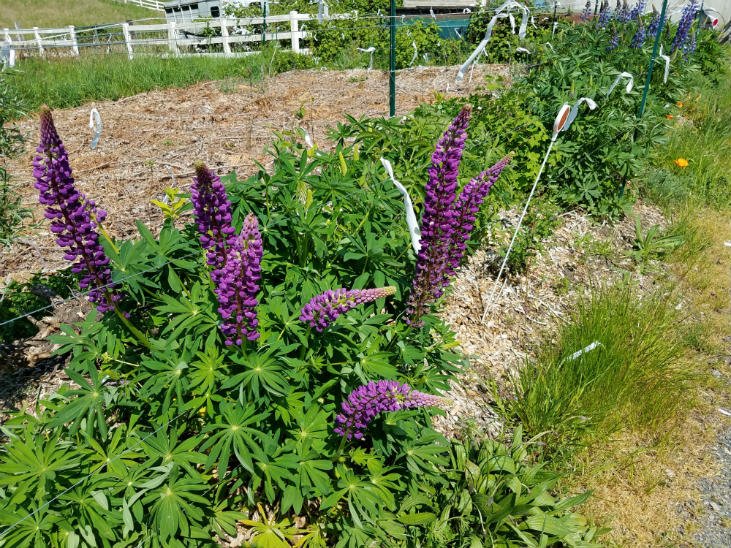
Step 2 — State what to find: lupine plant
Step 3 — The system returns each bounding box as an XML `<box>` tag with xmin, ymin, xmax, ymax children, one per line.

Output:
<box><xmin>0</xmin><ymin>104</ymin><xmax>601</xmax><ymax>547</ymax></box>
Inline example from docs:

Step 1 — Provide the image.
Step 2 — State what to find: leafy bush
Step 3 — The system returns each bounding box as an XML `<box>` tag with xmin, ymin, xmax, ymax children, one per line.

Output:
<box><xmin>0</xmin><ymin>105</ymin><xmax>598</xmax><ymax>545</ymax></box>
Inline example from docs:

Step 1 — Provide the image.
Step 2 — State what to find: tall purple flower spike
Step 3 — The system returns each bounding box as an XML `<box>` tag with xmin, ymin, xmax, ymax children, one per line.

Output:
<box><xmin>671</xmin><ymin>0</ymin><xmax>699</xmax><ymax>53</ymax></box>
<box><xmin>300</xmin><ymin>287</ymin><xmax>396</xmax><ymax>332</ymax></box>
<box><xmin>334</xmin><ymin>380</ymin><xmax>441</xmax><ymax>440</ymax></box>
<box><xmin>447</xmin><ymin>155</ymin><xmax>512</xmax><ymax>277</ymax></box>
<box><xmin>33</xmin><ymin>107</ymin><xmax>119</xmax><ymax>313</ymax></box>
<box><xmin>191</xmin><ymin>164</ymin><xmax>262</xmax><ymax>345</ymax></box>
<box><xmin>405</xmin><ymin>106</ymin><xmax>510</xmax><ymax>326</ymax></box>
<box><xmin>405</xmin><ymin>105</ymin><xmax>471</xmax><ymax>325</ymax></box>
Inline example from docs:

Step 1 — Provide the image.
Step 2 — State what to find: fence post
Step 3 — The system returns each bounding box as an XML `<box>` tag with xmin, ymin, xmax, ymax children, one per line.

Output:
<box><xmin>167</xmin><ymin>21</ymin><xmax>179</xmax><ymax>55</ymax></box>
<box><xmin>68</xmin><ymin>25</ymin><xmax>79</xmax><ymax>56</ymax></box>
<box><xmin>33</xmin><ymin>27</ymin><xmax>45</xmax><ymax>55</ymax></box>
<box><xmin>290</xmin><ymin>11</ymin><xmax>300</xmax><ymax>53</ymax></box>
<box><xmin>122</xmin><ymin>23</ymin><xmax>134</xmax><ymax>60</ymax></box>
<box><xmin>220</xmin><ymin>18</ymin><xmax>231</xmax><ymax>57</ymax></box>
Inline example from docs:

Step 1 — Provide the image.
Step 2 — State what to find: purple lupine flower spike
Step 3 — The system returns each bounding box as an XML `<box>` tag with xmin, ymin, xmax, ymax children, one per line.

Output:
<box><xmin>631</xmin><ymin>23</ymin><xmax>646</xmax><ymax>48</ymax></box>
<box><xmin>33</xmin><ymin>107</ymin><xmax>119</xmax><ymax>313</ymax></box>
<box><xmin>333</xmin><ymin>380</ymin><xmax>441</xmax><ymax>440</ymax></box>
<box><xmin>671</xmin><ymin>0</ymin><xmax>699</xmax><ymax>53</ymax></box>
<box><xmin>598</xmin><ymin>2</ymin><xmax>611</xmax><ymax>28</ymax></box>
<box><xmin>300</xmin><ymin>286</ymin><xmax>396</xmax><ymax>332</ymax></box>
<box><xmin>405</xmin><ymin>105</ymin><xmax>471</xmax><ymax>325</ymax></box>
<box><xmin>647</xmin><ymin>11</ymin><xmax>660</xmax><ymax>37</ymax></box>
<box><xmin>446</xmin><ymin>155</ymin><xmax>512</xmax><ymax>276</ymax></box>
<box><xmin>191</xmin><ymin>164</ymin><xmax>261</xmax><ymax>344</ymax></box>
<box><xmin>628</xmin><ymin>0</ymin><xmax>646</xmax><ymax>20</ymax></box>
<box><xmin>191</xmin><ymin>163</ymin><xmax>237</xmax><ymax>271</ymax></box>
<box><xmin>607</xmin><ymin>29</ymin><xmax>620</xmax><ymax>50</ymax></box>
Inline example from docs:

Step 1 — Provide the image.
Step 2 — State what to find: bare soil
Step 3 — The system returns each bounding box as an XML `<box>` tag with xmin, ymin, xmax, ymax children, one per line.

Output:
<box><xmin>1</xmin><ymin>64</ymin><xmax>509</xmax><ymax>284</ymax></box>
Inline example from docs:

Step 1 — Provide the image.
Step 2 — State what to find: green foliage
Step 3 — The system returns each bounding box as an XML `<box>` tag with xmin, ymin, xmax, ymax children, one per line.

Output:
<box><xmin>0</xmin><ymin>116</ymin><xmax>598</xmax><ymax>544</ymax></box>
<box><xmin>0</xmin><ymin>168</ymin><xmax>31</xmax><ymax>247</ymax></box>
<box><xmin>504</xmin><ymin>284</ymin><xmax>693</xmax><ymax>461</ymax></box>
<box><xmin>628</xmin><ymin>216</ymin><xmax>684</xmax><ymax>271</ymax></box>
<box><xmin>0</xmin><ymin>269</ymin><xmax>77</xmax><ymax>343</ymax></box>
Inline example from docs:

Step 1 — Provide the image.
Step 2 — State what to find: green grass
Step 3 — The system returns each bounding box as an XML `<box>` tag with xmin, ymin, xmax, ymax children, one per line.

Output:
<box><xmin>7</xmin><ymin>49</ymin><xmax>314</xmax><ymax>113</ymax></box>
<box><xmin>0</xmin><ymin>0</ymin><xmax>158</xmax><ymax>28</ymax></box>
<box><xmin>504</xmin><ymin>284</ymin><xmax>693</xmax><ymax>461</ymax></box>
<box><xmin>642</xmin><ymin>49</ymin><xmax>731</xmax><ymax>208</ymax></box>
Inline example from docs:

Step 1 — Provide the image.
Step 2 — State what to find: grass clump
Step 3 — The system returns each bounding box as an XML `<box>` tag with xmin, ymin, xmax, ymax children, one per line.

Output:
<box><xmin>7</xmin><ymin>48</ymin><xmax>314</xmax><ymax>113</ymax></box>
<box><xmin>506</xmin><ymin>284</ymin><xmax>692</xmax><ymax>460</ymax></box>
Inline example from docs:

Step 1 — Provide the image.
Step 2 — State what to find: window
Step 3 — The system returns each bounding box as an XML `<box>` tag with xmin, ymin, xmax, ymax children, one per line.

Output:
<box><xmin>210</xmin><ymin>6</ymin><xmax>220</xmax><ymax>17</ymax></box>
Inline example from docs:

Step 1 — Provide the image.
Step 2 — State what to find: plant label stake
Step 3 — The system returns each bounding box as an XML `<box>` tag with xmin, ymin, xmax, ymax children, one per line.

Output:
<box><xmin>481</xmin><ymin>101</ymin><xmax>595</xmax><ymax>322</ymax></box>
<box><xmin>357</xmin><ymin>47</ymin><xmax>376</xmax><ymax>70</ymax></box>
<box><xmin>657</xmin><ymin>45</ymin><xmax>671</xmax><ymax>84</ymax></box>
<box><xmin>456</xmin><ymin>1</ymin><xmax>530</xmax><ymax>83</ymax></box>
<box><xmin>606</xmin><ymin>72</ymin><xmax>635</xmax><ymax>95</ymax></box>
<box><xmin>89</xmin><ymin>108</ymin><xmax>103</xmax><ymax>150</ymax></box>
<box><xmin>381</xmin><ymin>158</ymin><xmax>421</xmax><ymax>254</ymax></box>
<box><xmin>564</xmin><ymin>341</ymin><xmax>603</xmax><ymax>362</ymax></box>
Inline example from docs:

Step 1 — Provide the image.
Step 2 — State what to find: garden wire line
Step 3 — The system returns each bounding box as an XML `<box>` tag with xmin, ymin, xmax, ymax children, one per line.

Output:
<box><xmin>0</xmin><ymin>250</ymin><xmax>202</xmax><ymax>328</ymax></box>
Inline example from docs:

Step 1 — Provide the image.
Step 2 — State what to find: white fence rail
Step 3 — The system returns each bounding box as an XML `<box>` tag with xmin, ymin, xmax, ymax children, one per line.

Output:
<box><xmin>2</xmin><ymin>11</ymin><xmax>346</xmax><ymax>62</ymax></box>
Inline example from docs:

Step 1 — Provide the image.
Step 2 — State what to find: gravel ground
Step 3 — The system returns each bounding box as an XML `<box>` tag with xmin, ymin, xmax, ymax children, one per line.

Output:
<box><xmin>696</xmin><ymin>422</ymin><xmax>731</xmax><ymax>547</ymax></box>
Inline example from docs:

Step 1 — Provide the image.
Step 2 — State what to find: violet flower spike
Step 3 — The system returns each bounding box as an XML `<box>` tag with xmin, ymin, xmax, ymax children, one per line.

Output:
<box><xmin>631</xmin><ymin>23</ymin><xmax>646</xmax><ymax>48</ymax></box>
<box><xmin>671</xmin><ymin>0</ymin><xmax>699</xmax><ymax>53</ymax></box>
<box><xmin>300</xmin><ymin>286</ymin><xmax>396</xmax><ymax>332</ymax></box>
<box><xmin>191</xmin><ymin>164</ymin><xmax>261</xmax><ymax>344</ymax></box>
<box><xmin>405</xmin><ymin>105</ymin><xmax>471</xmax><ymax>326</ymax></box>
<box><xmin>33</xmin><ymin>107</ymin><xmax>119</xmax><ymax>313</ymax></box>
<box><xmin>581</xmin><ymin>0</ymin><xmax>592</xmax><ymax>21</ymax></box>
<box><xmin>447</xmin><ymin>155</ymin><xmax>512</xmax><ymax>276</ymax></box>
<box><xmin>334</xmin><ymin>380</ymin><xmax>441</xmax><ymax>440</ymax></box>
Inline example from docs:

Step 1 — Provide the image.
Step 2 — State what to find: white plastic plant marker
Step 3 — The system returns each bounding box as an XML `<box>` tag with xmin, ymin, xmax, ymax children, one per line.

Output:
<box><xmin>410</xmin><ymin>41</ymin><xmax>418</xmax><ymax>67</ymax></box>
<box><xmin>482</xmin><ymin>102</ymin><xmax>584</xmax><ymax>322</ymax></box>
<box><xmin>456</xmin><ymin>1</ymin><xmax>530</xmax><ymax>83</ymax></box>
<box><xmin>564</xmin><ymin>97</ymin><xmax>597</xmax><ymax>131</ymax></box>
<box><xmin>381</xmin><ymin>158</ymin><xmax>421</xmax><ymax>254</ymax></box>
<box><xmin>565</xmin><ymin>341</ymin><xmax>603</xmax><ymax>361</ymax></box>
<box><xmin>516</xmin><ymin>47</ymin><xmax>531</xmax><ymax>54</ymax></box>
<box><xmin>657</xmin><ymin>46</ymin><xmax>671</xmax><ymax>84</ymax></box>
<box><xmin>719</xmin><ymin>408</ymin><xmax>731</xmax><ymax>417</ymax></box>
<box><xmin>607</xmin><ymin>72</ymin><xmax>634</xmax><ymax>95</ymax></box>
<box><xmin>357</xmin><ymin>46</ymin><xmax>376</xmax><ymax>71</ymax></box>
<box><xmin>544</xmin><ymin>42</ymin><xmax>555</xmax><ymax>52</ymax></box>
<box><xmin>89</xmin><ymin>108</ymin><xmax>103</xmax><ymax>150</ymax></box>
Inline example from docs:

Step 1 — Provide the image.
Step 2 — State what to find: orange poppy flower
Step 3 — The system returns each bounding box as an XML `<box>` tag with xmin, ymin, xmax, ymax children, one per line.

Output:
<box><xmin>674</xmin><ymin>158</ymin><xmax>689</xmax><ymax>168</ymax></box>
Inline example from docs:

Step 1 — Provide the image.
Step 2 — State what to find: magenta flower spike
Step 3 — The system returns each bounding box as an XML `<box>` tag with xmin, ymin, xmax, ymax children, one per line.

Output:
<box><xmin>33</xmin><ymin>107</ymin><xmax>120</xmax><ymax>313</ymax></box>
<box><xmin>300</xmin><ymin>287</ymin><xmax>396</xmax><ymax>332</ymax></box>
<box><xmin>447</xmin><ymin>155</ymin><xmax>512</xmax><ymax>276</ymax></box>
<box><xmin>334</xmin><ymin>380</ymin><xmax>441</xmax><ymax>440</ymax></box>
<box><xmin>405</xmin><ymin>105</ymin><xmax>471</xmax><ymax>325</ymax></box>
<box><xmin>191</xmin><ymin>164</ymin><xmax>262</xmax><ymax>345</ymax></box>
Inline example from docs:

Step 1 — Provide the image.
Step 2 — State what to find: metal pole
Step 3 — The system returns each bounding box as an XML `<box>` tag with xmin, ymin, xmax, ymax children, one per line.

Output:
<box><xmin>638</xmin><ymin>0</ymin><xmax>668</xmax><ymax>117</ymax></box>
<box><xmin>261</xmin><ymin>0</ymin><xmax>267</xmax><ymax>45</ymax></box>
<box><xmin>389</xmin><ymin>0</ymin><xmax>396</xmax><ymax>117</ymax></box>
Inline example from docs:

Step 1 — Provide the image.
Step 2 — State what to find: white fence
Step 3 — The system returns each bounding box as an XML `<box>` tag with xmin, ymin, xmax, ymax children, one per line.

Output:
<box><xmin>1</xmin><ymin>11</ymin><xmax>342</xmax><ymax>61</ymax></box>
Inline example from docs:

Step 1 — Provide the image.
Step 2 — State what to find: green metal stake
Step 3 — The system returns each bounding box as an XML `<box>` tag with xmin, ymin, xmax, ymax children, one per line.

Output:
<box><xmin>262</xmin><ymin>0</ymin><xmax>267</xmax><ymax>45</ymax></box>
<box><xmin>638</xmin><ymin>0</ymin><xmax>668</xmax><ymax>117</ymax></box>
<box><xmin>389</xmin><ymin>0</ymin><xmax>396</xmax><ymax>117</ymax></box>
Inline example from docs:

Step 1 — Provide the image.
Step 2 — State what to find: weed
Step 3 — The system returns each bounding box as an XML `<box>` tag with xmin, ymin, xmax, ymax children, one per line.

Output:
<box><xmin>629</xmin><ymin>216</ymin><xmax>684</xmax><ymax>271</ymax></box>
<box><xmin>504</xmin><ymin>283</ymin><xmax>693</xmax><ymax>462</ymax></box>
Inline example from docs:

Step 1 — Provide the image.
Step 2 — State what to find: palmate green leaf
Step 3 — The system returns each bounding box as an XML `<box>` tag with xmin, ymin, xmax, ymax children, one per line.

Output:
<box><xmin>153</xmin><ymin>282</ymin><xmax>219</xmax><ymax>339</ymax></box>
<box><xmin>0</xmin><ymin>502</ymin><xmax>61</xmax><ymax>547</ymax></box>
<box><xmin>46</xmin><ymin>362</ymin><xmax>110</xmax><ymax>438</ymax></box>
<box><xmin>0</xmin><ymin>433</ymin><xmax>79</xmax><ymax>503</ymax></box>
<box><xmin>200</xmin><ymin>402</ymin><xmax>268</xmax><ymax>476</ymax></box>
<box><xmin>225</xmin><ymin>349</ymin><xmax>290</xmax><ymax>400</ymax></box>
<box><xmin>59</xmin><ymin>484</ymin><xmax>120</xmax><ymax>543</ymax></box>
<box><xmin>140</xmin><ymin>426</ymin><xmax>207</xmax><ymax>476</ymax></box>
<box><xmin>82</xmin><ymin>424</ymin><xmax>143</xmax><ymax>478</ymax></box>
<box><xmin>141</xmin><ymin>467</ymin><xmax>210</xmax><ymax>542</ymax></box>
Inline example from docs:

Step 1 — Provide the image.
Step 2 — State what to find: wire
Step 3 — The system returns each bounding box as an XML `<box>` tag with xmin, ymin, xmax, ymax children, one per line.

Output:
<box><xmin>0</xmin><ymin>250</ymin><xmax>201</xmax><ymax>329</ymax></box>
